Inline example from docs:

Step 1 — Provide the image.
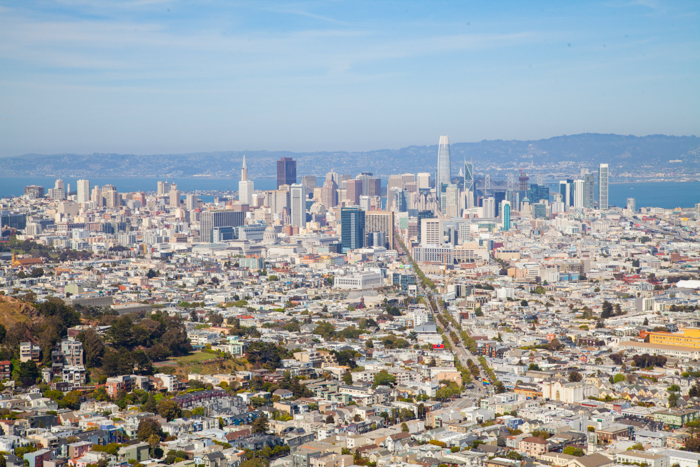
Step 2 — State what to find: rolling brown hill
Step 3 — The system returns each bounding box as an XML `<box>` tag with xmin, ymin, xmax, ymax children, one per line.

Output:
<box><xmin>0</xmin><ymin>296</ymin><xmax>40</xmax><ymax>329</ymax></box>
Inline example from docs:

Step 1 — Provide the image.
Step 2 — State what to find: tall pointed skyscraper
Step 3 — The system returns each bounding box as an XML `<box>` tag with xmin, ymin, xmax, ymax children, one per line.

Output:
<box><xmin>241</xmin><ymin>154</ymin><xmax>248</xmax><ymax>181</ymax></box>
<box><xmin>464</xmin><ymin>158</ymin><xmax>474</xmax><ymax>206</ymax></box>
<box><xmin>436</xmin><ymin>136</ymin><xmax>451</xmax><ymax>202</ymax></box>
<box><xmin>238</xmin><ymin>155</ymin><xmax>254</xmax><ymax>205</ymax></box>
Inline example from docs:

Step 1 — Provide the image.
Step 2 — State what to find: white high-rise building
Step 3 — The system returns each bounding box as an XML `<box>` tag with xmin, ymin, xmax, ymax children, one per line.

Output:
<box><xmin>186</xmin><ymin>194</ymin><xmax>198</xmax><ymax>210</ymax></box>
<box><xmin>169</xmin><ymin>184</ymin><xmax>180</xmax><ymax>208</ymax></box>
<box><xmin>359</xmin><ymin>196</ymin><xmax>371</xmax><ymax>211</ymax></box>
<box><xmin>51</xmin><ymin>179</ymin><xmax>66</xmax><ymax>200</ymax></box>
<box><xmin>326</xmin><ymin>170</ymin><xmax>339</xmax><ymax>185</ymax></box>
<box><xmin>238</xmin><ymin>155</ymin><xmax>255</xmax><ymax>205</ymax></box>
<box><xmin>76</xmin><ymin>179</ymin><xmax>90</xmax><ymax>204</ymax></box>
<box><xmin>290</xmin><ymin>183</ymin><xmax>306</xmax><ymax>228</ymax></box>
<box><xmin>599</xmin><ymin>163</ymin><xmax>609</xmax><ymax>210</ymax></box>
<box><xmin>483</xmin><ymin>197</ymin><xmax>496</xmax><ymax>218</ymax></box>
<box><xmin>157</xmin><ymin>181</ymin><xmax>170</xmax><ymax>196</ymax></box>
<box><xmin>417</xmin><ymin>173</ymin><xmax>431</xmax><ymax>190</ymax></box>
<box><xmin>386</xmin><ymin>175</ymin><xmax>403</xmax><ymax>210</ymax></box>
<box><xmin>573</xmin><ymin>179</ymin><xmax>584</xmax><ymax>209</ymax></box>
<box><xmin>627</xmin><ymin>198</ymin><xmax>636</xmax><ymax>212</ymax></box>
<box><xmin>421</xmin><ymin>218</ymin><xmax>444</xmax><ymax>246</ymax></box>
<box><xmin>443</xmin><ymin>184</ymin><xmax>459</xmax><ymax>218</ymax></box>
<box><xmin>91</xmin><ymin>186</ymin><xmax>102</xmax><ymax>207</ymax></box>
<box><xmin>103</xmin><ymin>184</ymin><xmax>118</xmax><ymax>208</ymax></box>
<box><xmin>411</xmin><ymin>309</ymin><xmax>430</xmax><ymax>327</ymax></box>
<box><xmin>436</xmin><ymin>136</ymin><xmax>451</xmax><ymax>200</ymax></box>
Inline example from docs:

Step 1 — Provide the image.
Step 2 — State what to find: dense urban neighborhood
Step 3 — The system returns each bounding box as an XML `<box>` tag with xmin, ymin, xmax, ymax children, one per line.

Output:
<box><xmin>1</xmin><ymin>151</ymin><xmax>700</xmax><ymax>467</ymax></box>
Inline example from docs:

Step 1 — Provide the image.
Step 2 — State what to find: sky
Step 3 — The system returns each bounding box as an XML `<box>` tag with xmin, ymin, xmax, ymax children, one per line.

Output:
<box><xmin>0</xmin><ymin>0</ymin><xmax>698</xmax><ymax>156</ymax></box>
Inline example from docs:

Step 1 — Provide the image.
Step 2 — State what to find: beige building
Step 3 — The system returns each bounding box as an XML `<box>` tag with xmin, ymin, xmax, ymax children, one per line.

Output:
<box><xmin>542</xmin><ymin>380</ymin><xmax>598</xmax><ymax>403</ymax></box>
<box><xmin>365</xmin><ymin>211</ymin><xmax>394</xmax><ymax>249</ymax></box>
<box><xmin>518</xmin><ymin>436</ymin><xmax>548</xmax><ymax>457</ymax></box>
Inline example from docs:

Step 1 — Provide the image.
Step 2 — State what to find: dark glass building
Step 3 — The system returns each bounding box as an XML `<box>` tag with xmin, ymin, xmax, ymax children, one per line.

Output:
<box><xmin>527</xmin><ymin>184</ymin><xmax>550</xmax><ymax>204</ymax></box>
<box><xmin>276</xmin><ymin>157</ymin><xmax>297</xmax><ymax>189</ymax></box>
<box><xmin>341</xmin><ymin>207</ymin><xmax>365</xmax><ymax>253</ymax></box>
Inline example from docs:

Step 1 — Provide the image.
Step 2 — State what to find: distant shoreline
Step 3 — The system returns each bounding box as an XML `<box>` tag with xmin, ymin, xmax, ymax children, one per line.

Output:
<box><xmin>0</xmin><ymin>175</ymin><xmax>700</xmax><ymax>185</ymax></box>
<box><xmin>4</xmin><ymin>175</ymin><xmax>696</xmax><ymax>184</ymax></box>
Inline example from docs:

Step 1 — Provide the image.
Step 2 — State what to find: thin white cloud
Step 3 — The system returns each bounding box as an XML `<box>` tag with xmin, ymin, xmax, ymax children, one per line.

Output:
<box><xmin>52</xmin><ymin>0</ymin><xmax>176</xmax><ymax>8</ymax></box>
<box><xmin>265</xmin><ymin>5</ymin><xmax>346</xmax><ymax>24</ymax></box>
<box><xmin>0</xmin><ymin>4</ymin><xmax>545</xmax><ymax>79</ymax></box>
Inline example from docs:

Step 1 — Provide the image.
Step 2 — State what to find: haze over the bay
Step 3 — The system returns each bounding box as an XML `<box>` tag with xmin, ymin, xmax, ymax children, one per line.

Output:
<box><xmin>1</xmin><ymin>0</ymin><xmax>699</xmax><ymax>157</ymax></box>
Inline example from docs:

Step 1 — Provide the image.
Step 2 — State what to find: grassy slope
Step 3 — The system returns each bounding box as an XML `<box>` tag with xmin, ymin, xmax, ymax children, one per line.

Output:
<box><xmin>0</xmin><ymin>296</ymin><xmax>37</xmax><ymax>329</ymax></box>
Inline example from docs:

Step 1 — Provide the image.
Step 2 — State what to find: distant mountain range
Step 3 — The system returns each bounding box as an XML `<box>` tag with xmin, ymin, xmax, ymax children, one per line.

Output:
<box><xmin>3</xmin><ymin>133</ymin><xmax>699</xmax><ymax>180</ymax></box>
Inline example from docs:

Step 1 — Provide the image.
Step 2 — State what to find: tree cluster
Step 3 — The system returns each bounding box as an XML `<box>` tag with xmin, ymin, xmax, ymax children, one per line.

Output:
<box><xmin>78</xmin><ymin>311</ymin><xmax>192</xmax><ymax>377</ymax></box>
<box><xmin>601</xmin><ymin>300</ymin><xmax>624</xmax><ymax>319</ymax></box>
<box><xmin>632</xmin><ymin>353</ymin><xmax>667</xmax><ymax>368</ymax></box>
<box><xmin>245</xmin><ymin>342</ymin><xmax>292</xmax><ymax>370</ymax></box>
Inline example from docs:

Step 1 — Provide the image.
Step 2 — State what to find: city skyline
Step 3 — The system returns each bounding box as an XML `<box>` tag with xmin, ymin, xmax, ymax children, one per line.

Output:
<box><xmin>1</xmin><ymin>0</ymin><xmax>700</xmax><ymax>453</ymax></box>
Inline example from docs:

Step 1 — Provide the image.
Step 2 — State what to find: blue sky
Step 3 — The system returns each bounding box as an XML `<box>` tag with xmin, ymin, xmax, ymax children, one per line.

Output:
<box><xmin>0</xmin><ymin>0</ymin><xmax>698</xmax><ymax>156</ymax></box>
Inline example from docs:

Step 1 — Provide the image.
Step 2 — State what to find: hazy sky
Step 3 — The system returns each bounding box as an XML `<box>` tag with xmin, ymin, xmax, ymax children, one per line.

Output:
<box><xmin>0</xmin><ymin>0</ymin><xmax>698</xmax><ymax>156</ymax></box>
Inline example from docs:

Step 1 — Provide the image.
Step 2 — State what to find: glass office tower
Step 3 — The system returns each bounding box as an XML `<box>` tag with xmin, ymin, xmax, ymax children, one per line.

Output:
<box><xmin>436</xmin><ymin>136</ymin><xmax>451</xmax><ymax>203</ymax></box>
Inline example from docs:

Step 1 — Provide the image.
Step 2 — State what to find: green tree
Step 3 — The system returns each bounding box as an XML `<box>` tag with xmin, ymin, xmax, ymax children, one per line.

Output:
<box><xmin>252</xmin><ymin>413</ymin><xmax>269</xmax><ymax>434</ymax></box>
<box><xmin>77</xmin><ymin>328</ymin><xmax>105</xmax><ymax>368</ymax></box>
<box><xmin>246</xmin><ymin>342</ymin><xmax>286</xmax><ymax>370</ymax></box>
<box><xmin>342</xmin><ymin>371</ymin><xmax>353</xmax><ymax>385</ymax></box>
<box><xmin>494</xmin><ymin>381</ymin><xmax>506</xmax><ymax>394</ymax></box>
<box><xmin>313</xmin><ymin>322</ymin><xmax>336</xmax><ymax>339</ymax></box>
<box><xmin>333</xmin><ymin>350</ymin><xmax>358</xmax><ymax>368</ymax></box>
<box><xmin>156</xmin><ymin>399</ymin><xmax>182</xmax><ymax>421</ymax></box>
<box><xmin>506</xmin><ymin>451</ymin><xmax>523</xmax><ymax>460</ymax></box>
<box><xmin>148</xmin><ymin>434</ymin><xmax>161</xmax><ymax>456</ymax></box>
<box><xmin>668</xmin><ymin>392</ymin><xmax>679</xmax><ymax>408</ymax></box>
<box><xmin>401</xmin><ymin>422</ymin><xmax>409</xmax><ymax>432</ymax></box>
<box><xmin>139</xmin><ymin>394</ymin><xmax>156</xmax><ymax>413</ymax></box>
<box><xmin>613</xmin><ymin>373</ymin><xmax>627</xmax><ymax>383</ymax></box>
<box><xmin>563</xmin><ymin>447</ymin><xmax>585</xmax><ymax>456</ymax></box>
<box><xmin>62</xmin><ymin>391</ymin><xmax>82</xmax><ymax>410</ymax></box>
<box><xmin>601</xmin><ymin>301</ymin><xmax>613</xmax><ymax>319</ymax></box>
<box><xmin>108</xmin><ymin>315</ymin><xmax>136</xmax><ymax>349</ymax></box>
<box><xmin>548</xmin><ymin>338</ymin><xmax>564</xmax><ymax>351</ymax></box>
<box><xmin>16</xmin><ymin>360</ymin><xmax>40</xmax><ymax>386</ymax></box>
<box><xmin>373</xmin><ymin>370</ymin><xmax>396</xmax><ymax>387</ymax></box>
<box><xmin>282</xmin><ymin>321</ymin><xmax>300</xmax><ymax>332</ymax></box>
<box><xmin>568</xmin><ymin>371</ymin><xmax>583</xmax><ymax>382</ymax></box>
<box><xmin>137</xmin><ymin>418</ymin><xmax>163</xmax><ymax>442</ymax></box>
